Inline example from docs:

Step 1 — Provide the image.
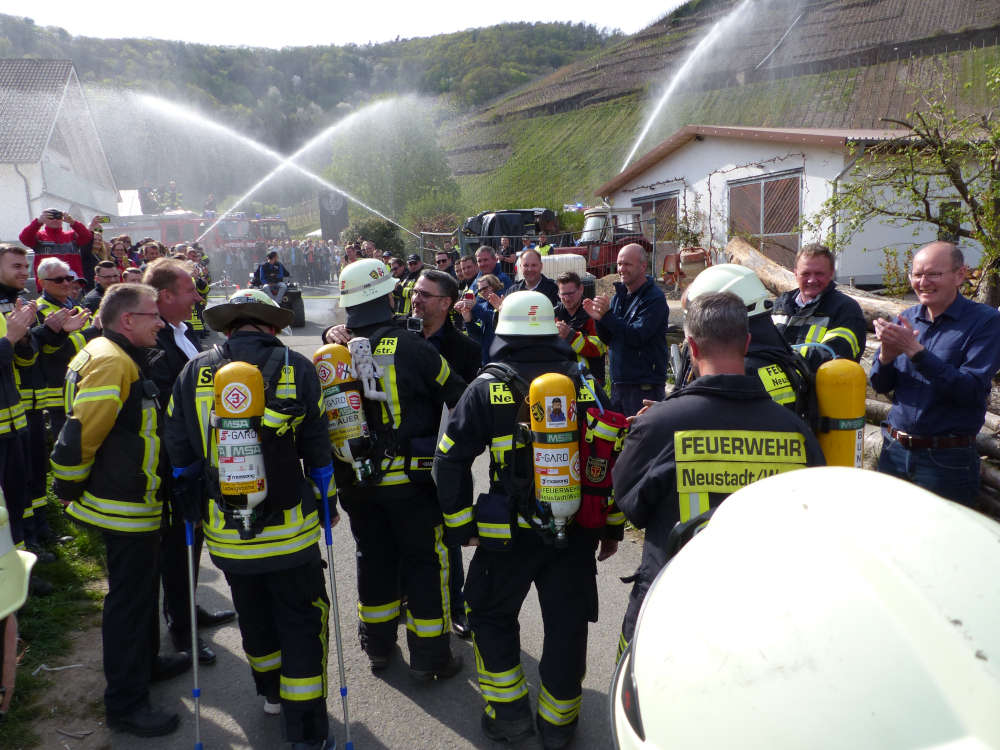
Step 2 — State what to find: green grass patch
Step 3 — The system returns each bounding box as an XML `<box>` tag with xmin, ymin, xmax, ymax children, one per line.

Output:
<box><xmin>456</xmin><ymin>94</ymin><xmax>644</xmax><ymax>212</ymax></box>
<box><xmin>0</xmin><ymin>490</ymin><xmax>106</xmax><ymax>749</ymax></box>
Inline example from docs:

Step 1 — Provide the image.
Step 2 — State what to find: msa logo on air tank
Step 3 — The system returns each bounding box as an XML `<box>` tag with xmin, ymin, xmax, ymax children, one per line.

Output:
<box><xmin>674</xmin><ymin>429</ymin><xmax>808</xmax><ymax>494</ymax></box>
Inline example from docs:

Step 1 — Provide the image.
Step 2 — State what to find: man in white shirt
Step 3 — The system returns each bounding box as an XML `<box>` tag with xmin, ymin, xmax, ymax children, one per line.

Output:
<box><xmin>142</xmin><ymin>259</ymin><xmax>236</xmax><ymax>667</ymax></box>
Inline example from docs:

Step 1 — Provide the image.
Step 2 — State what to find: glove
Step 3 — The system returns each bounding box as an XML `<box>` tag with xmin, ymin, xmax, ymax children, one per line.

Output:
<box><xmin>171</xmin><ymin>462</ymin><xmax>205</xmax><ymax>524</ymax></box>
<box><xmin>308</xmin><ymin>464</ymin><xmax>335</xmax><ymax>503</ymax></box>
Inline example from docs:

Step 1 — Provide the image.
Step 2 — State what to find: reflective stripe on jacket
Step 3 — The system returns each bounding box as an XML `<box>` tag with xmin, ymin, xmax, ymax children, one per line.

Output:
<box><xmin>54</xmin><ymin>333</ymin><xmax>163</xmax><ymax>534</ymax></box>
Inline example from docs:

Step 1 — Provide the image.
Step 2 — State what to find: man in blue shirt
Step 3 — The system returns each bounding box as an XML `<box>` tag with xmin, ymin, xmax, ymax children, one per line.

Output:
<box><xmin>473</xmin><ymin>246</ymin><xmax>513</xmax><ymax>292</ymax></box>
<box><xmin>252</xmin><ymin>251</ymin><xmax>290</xmax><ymax>305</ymax></box>
<box><xmin>583</xmin><ymin>243</ymin><xmax>669</xmax><ymax>417</ymax></box>
<box><xmin>870</xmin><ymin>241</ymin><xmax>1000</xmax><ymax>507</ymax></box>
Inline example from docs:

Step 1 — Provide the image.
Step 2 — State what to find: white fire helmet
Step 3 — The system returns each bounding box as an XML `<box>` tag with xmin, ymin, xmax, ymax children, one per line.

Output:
<box><xmin>339</xmin><ymin>258</ymin><xmax>397</xmax><ymax>308</ymax></box>
<box><xmin>611</xmin><ymin>467</ymin><xmax>1000</xmax><ymax>750</ymax></box>
<box><xmin>494</xmin><ymin>290</ymin><xmax>558</xmax><ymax>336</ymax></box>
<box><xmin>684</xmin><ymin>263</ymin><xmax>772</xmax><ymax>317</ymax></box>
<box><xmin>0</xmin><ymin>504</ymin><xmax>36</xmax><ymax>620</ymax></box>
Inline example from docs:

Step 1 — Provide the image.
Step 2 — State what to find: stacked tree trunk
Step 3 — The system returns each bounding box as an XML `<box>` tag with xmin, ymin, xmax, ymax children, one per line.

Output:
<box><xmin>724</xmin><ymin>237</ymin><xmax>1000</xmax><ymax>519</ymax></box>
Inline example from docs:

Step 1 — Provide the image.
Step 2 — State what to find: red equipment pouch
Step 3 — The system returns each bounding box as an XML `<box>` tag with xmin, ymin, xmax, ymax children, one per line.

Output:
<box><xmin>576</xmin><ymin>407</ymin><xmax>629</xmax><ymax>528</ymax></box>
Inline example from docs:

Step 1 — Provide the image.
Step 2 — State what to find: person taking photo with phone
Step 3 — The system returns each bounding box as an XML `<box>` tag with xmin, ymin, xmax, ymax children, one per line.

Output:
<box><xmin>19</xmin><ymin>208</ymin><xmax>94</xmax><ymax>284</ymax></box>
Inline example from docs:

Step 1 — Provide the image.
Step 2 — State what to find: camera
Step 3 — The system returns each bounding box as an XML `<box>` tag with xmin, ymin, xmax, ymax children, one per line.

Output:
<box><xmin>95</xmin><ymin>215</ymin><xmax>111</xmax><ymax>224</ymax></box>
<box><xmin>406</xmin><ymin>316</ymin><xmax>424</xmax><ymax>333</ymax></box>
<box><xmin>46</xmin><ymin>209</ymin><xmax>63</xmax><ymax>220</ymax></box>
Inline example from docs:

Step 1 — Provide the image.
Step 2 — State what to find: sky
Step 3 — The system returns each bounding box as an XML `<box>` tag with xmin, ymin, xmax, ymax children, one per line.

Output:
<box><xmin>7</xmin><ymin>1</ymin><xmax>686</xmax><ymax>48</ymax></box>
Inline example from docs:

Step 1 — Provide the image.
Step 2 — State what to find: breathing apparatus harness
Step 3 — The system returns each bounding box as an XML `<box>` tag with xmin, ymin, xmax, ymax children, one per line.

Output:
<box><xmin>202</xmin><ymin>342</ymin><xmax>305</xmax><ymax>539</ymax></box>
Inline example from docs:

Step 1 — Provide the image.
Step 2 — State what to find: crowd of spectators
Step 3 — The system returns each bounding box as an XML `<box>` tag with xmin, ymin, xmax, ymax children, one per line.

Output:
<box><xmin>5</xmin><ymin>203</ymin><xmax>1000</xmax><ymax>743</ymax></box>
<box><xmin>217</xmin><ymin>239</ymin><xmax>339</xmax><ymax>286</ymax></box>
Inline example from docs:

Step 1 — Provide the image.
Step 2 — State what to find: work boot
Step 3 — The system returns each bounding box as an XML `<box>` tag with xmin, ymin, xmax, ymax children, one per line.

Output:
<box><xmin>289</xmin><ymin>734</ymin><xmax>336</xmax><ymax>749</ymax></box>
<box><xmin>25</xmin><ymin>543</ymin><xmax>56</xmax><ymax>564</ymax></box>
<box><xmin>368</xmin><ymin>651</ymin><xmax>391</xmax><ymax>673</ymax></box>
<box><xmin>170</xmin><ymin>630</ymin><xmax>217</xmax><ymax>665</ymax></box>
<box><xmin>151</xmin><ymin>652</ymin><xmax>191</xmax><ymax>682</ymax></box>
<box><xmin>536</xmin><ymin>715</ymin><xmax>578</xmax><ymax>749</ymax></box>
<box><xmin>481</xmin><ymin>712</ymin><xmax>535</xmax><ymax>743</ymax></box>
<box><xmin>409</xmin><ymin>653</ymin><xmax>463</xmax><ymax>683</ymax></box>
<box><xmin>196</xmin><ymin>604</ymin><xmax>236</xmax><ymax>628</ymax></box>
<box><xmin>451</xmin><ymin>610</ymin><xmax>471</xmax><ymax>639</ymax></box>
<box><xmin>263</xmin><ymin>693</ymin><xmax>281</xmax><ymax>716</ymax></box>
<box><xmin>28</xmin><ymin>574</ymin><xmax>54</xmax><ymax>597</ymax></box>
<box><xmin>107</xmin><ymin>702</ymin><xmax>180</xmax><ymax>737</ymax></box>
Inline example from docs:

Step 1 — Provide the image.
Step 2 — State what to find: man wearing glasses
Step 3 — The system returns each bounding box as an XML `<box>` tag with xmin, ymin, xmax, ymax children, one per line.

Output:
<box><xmin>871</xmin><ymin>241</ymin><xmax>1000</xmax><ymax>506</ymax></box>
<box><xmin>434</xmin><ymin>251</ymin><xmax>456</xmax><ymax>278</ymax></box>
<box><xmin>53</xmin><ymin>284</ymin><xmax>188</xmax><ymax>737</ymax></box>
<box><xmin>28</xmin><ymin>259</ymin><xmax>94</xmax><ymax>545</ymax></box>
<box><xmin>554</xmin><ymin>271</ymin><xmax>607</xmax><ymax>392</ymax></box>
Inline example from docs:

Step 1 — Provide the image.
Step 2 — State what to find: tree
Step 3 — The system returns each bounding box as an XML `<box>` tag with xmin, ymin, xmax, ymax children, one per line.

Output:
<box><xmin>810</xmin><ymin>63</ymin><xmax>1000</xmax><ymax>304</ymax></box>
<box><xmin>324</xmin><ymin>101</ymin><xmax>459</xmax><ymax>227</ymax></box>
<box><xmin>341</xmin><ymin>218</ymin><xmax>404</xmax><ymax>255</ymax></box>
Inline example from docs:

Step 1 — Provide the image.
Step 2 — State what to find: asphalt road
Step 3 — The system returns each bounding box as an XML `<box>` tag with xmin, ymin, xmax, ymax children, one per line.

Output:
<box><xmin>119</xmin><ymin>285</ymin><xmax>641</xmax><ymax>749</ymax></box>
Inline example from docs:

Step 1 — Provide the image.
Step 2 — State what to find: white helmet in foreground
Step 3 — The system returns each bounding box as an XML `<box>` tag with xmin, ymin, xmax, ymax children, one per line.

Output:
<box><xmin>685</xmin><ymin>262</ymin><xmax>772</xmax><ymax>317</ymax></box>
<box><xmin>339</xmin><ymin>258</ymin><xmax>397</xmax><ymax>308</ymax></box>
<box><xmin>611</xmin><ymin>467</ymin><xmax>1000</xmax><ymax>750</ymax></box>
<box><xmin>494</xmin><ymin>291</ymin><xmax>558</xmax><ymax>336</ymax></box>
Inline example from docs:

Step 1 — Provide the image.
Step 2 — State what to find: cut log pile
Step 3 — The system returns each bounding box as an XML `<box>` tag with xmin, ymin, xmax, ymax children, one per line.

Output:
<box><xmin>724</xmin><ymin>237</ymin><xmax>1000</xmax><ymax>518</ymax></box>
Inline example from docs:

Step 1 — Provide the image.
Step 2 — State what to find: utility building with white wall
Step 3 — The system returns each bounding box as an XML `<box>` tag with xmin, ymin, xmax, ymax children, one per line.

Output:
<box><xmin>596</xmin><ymin>125</ymin><xmax>980</xmax><ymax>285</ymax></box>
<box><xmin>0</xmin><ymin>58</ymin><xmax>118</xmax><ymax>242</ymax></box>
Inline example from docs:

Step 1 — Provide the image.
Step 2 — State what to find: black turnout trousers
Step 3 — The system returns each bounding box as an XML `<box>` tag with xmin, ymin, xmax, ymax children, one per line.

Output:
<box><xmin>341</xmin><ymin>483</ymin><xmax>453</xmax><ymax>672</ymax></box>
<box><xmin>464</xmin><ymin>527</ymin><xmax>599</xmax><ymax>723</ymax></box>
<box><xmin>224</xmin><ymin>559</ymin><xmax>330</xmax><ymax>745</ymax></box>
<box><xmin>102</xmin><ymin>530</ymin><xmax>160</xmax><ymax>717</ymax></box>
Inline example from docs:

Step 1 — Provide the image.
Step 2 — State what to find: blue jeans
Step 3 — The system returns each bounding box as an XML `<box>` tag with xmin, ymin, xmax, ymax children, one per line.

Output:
<box><xmin>878</xmin><ymin>431</ymin><xmax>980</xmax><ymax>508</ymax></box>
<box><xmin>611</xmin><ymin>382</ymin><xmax>665</xmax><ymax>418</ymax></box>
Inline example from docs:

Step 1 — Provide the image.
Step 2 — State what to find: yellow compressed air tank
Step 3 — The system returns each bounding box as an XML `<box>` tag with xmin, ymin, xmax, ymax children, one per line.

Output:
<box><xmin>313</xmin><ymin>343</ymin><xmax>375</xmax><ymax>481</ymax></box>
<box><xmin>815</xmin><ymin>359</ymin><xmax>867</xmax><ymax>467</ymax></box>
<box><xmin>529</xmin><ymin>372</ymin><xmax>581</xmax><ymax>546</ymax></box>
<box><xmin>214</xmin><ymin>361</ymin><xmax>267</xmax><ymax>509</ymax></box>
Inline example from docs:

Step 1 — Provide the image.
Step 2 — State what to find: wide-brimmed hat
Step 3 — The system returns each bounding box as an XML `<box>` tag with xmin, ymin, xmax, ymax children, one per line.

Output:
<box><xmin>204</xmin><ymin>289</ymin><xmax>293</xmax><ymax>332</ymax></box>
<box><xmin>0</xmin><ymin>504</ymin><xmax>36</xmax><ymax>620</ymax></box>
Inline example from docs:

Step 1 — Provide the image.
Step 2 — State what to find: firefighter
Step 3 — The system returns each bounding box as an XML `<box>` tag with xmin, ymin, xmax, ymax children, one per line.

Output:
<box><xmin>0</xmin><ymin>245</ymin><xmax>36</xmax><ymax>563</ymax></box>
<box><xmin>771</xmin><ymin>243</ymin><xmax>866</xmax><ymax>370</ymax></box>
<box><xmin>24</xmin><ymin>258</ymin><xmax>91</xmax><ymax>565</ymax></box>
<box><xmin>683</xmin><ymin>263</ymin><xmax>815</xmax><ymax>426</ymax></box>
<box><xmin>185</xmin><ymin>261</ymin><xmax>210</xmax><ymax>339</ymax></box>
<box><xmin>35</xmin><ymin>258</ymin><xmax>96</xmax><ymax>437</ymax></box>
<box><xmin>51</xmin><ymin>284</ymin><xmax>189</xmax><ymax>737</ymax></box>
<box><xmin>612</xmin><ymin>291</ymin><xmax>824</xmax><ymax>661</ymax></box>
<box><xmin>334</xmin><ymin>258</ymin><xmax>467</xmax><ymax>681</ymax></box>
<box><xmin>433</xmin><ymin>290</ymin><xmax>624</xmax><ymax>748</ymax></box>
<box><xmin>164</xmin><ymin>289</ymin><xmax>336</xmax><ymax>750</ymax></box>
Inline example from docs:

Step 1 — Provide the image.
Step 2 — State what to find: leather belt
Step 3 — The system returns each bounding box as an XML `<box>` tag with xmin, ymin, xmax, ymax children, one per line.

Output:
<box><xmin>887</xmin><ymin>427</ymin><xmax>976</xmax><ymax>450</ymax></box>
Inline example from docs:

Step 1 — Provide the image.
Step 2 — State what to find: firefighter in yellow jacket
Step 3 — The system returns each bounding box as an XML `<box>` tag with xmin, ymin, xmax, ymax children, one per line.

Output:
<box><xmin>164</xmin><ymin>289</ymin><xmax>336</xmax><ymax>750</ymax></box>
<box><xmin>51</xmin><ymin>283</ymin><xmax>188</xmax><ymax>738</ymax></box>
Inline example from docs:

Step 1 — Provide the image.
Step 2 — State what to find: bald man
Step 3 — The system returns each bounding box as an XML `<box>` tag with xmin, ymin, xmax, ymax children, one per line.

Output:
<box><xmin>583</xmin><ymin>243</ymin><xmax>668</xmax><ymax>416</ymax></box>
<box><xmin>871</xmin><ymin>241</ymin><xmax>1000</xmax><ymax>507</ymax></box>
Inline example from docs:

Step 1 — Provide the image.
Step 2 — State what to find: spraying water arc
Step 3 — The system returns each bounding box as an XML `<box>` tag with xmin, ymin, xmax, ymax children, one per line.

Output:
<box><xmin>620</xmin><ymin>0</ymin><xmax>755</xmax><ymax>171</ymax></box>
<box><xmin>135</xmin><ymin>94</ymin><xmax>420</xmax><ymax>240</ymax></box>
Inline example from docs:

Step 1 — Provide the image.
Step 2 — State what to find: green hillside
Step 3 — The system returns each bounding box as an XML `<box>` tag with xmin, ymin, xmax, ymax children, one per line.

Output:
<box><xmin>448</xmin><ymin>0</ymin><xmax>1000</xmax><ymax>214</ymax></box>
